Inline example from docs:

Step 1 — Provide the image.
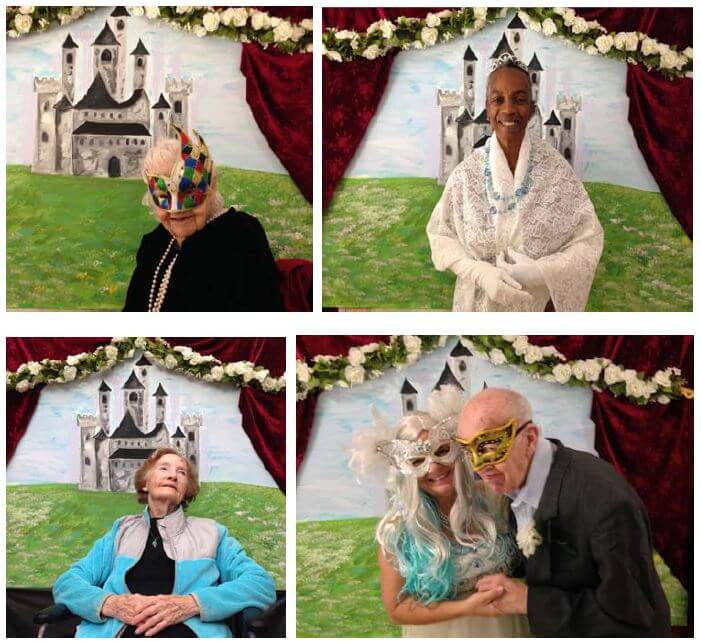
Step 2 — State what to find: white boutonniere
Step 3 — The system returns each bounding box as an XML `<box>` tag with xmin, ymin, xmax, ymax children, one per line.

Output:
<box><xmin>516</xmin><ymin>518</ymin><xmax>543</xmax><ymax>558</ymax></box>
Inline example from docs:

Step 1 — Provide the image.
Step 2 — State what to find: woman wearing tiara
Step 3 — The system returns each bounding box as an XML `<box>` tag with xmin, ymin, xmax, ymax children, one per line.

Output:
<box><xmin>349</xmin><ymin>386</ymin><xmax>530</xmax><ymax>637</ymax></box>
<box><xmin>123</xmin><ymin>124</ymin><xmax>283</xmax><ymax>312</ymax></box>
<box><xmin>426</xmin><ymin>55</ymin><xmax>603</xmax><ymax>312</ymax></box>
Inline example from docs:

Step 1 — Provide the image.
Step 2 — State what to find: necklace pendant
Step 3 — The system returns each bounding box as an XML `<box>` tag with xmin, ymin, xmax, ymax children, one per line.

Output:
<box><xmin>152</xmin><ymin>538</ymin><xmax>158</xmax><ymax>548</ymax></box>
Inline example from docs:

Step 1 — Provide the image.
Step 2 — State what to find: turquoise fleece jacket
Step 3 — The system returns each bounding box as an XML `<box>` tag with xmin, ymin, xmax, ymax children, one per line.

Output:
<box><xmin>53</xmin><ymin>507</ymin><xmax>276</xmax><ymax>638</ymax></box>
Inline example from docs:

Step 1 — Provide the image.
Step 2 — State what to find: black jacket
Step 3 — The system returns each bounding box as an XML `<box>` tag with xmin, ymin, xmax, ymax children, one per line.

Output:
<box><xmin>525</xmin><ymin>440</ymin><xmax>671</xmax><ymax>637</ymax></box>
<box><xmin>123</xmin><ymin>209</ymin><xmax>283</xmax><ymax>312</ymax></box>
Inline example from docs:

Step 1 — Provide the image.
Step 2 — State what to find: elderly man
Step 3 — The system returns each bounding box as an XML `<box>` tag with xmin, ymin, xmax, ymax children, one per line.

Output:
<box><xmin>456</xmin><ymin>387</ymin><xmax>670</xmax><ymax>637</ymax></box>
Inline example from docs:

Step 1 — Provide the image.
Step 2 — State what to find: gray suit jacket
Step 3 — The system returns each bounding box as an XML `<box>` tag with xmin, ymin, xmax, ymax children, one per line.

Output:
<box><xmin>524</xmin><ymin>440</ymin><xmax>671</xmax><ymax>637</ymax></box>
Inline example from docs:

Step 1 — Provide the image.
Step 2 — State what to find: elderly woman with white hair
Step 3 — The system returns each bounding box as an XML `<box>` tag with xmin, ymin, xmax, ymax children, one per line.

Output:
<box><xmin>349</xmin><ymin>386</ymin><xmax>530</xmax><ymax>637</ymax></box>
<box><xmin>123</xmin><ymin>125</ymin><xmax>282</xmax><ymax>312</ymax></box>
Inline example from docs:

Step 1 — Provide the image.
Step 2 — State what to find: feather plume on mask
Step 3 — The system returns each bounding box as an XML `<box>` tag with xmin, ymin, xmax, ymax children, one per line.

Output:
<box><xmin>348</xmin><ymin>406</ymin><xmax>397</xmax><ymax>484</ymax></box>
<box><xmin>427</xmin><ymin>385</ymin><xmax>466</xmax><ymax>425</ymax></box>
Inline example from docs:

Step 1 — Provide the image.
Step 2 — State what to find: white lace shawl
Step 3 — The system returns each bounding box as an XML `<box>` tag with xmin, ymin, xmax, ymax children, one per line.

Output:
<box><xmin>426</xmin><ymin>132</ymin><xmax>604</xmax><ymax>312</ymax></box>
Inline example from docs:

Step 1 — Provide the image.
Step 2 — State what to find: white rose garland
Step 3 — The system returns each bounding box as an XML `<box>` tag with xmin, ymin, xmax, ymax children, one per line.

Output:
<box><xmin>7</xmin><ymin>337</ymin><xmax>285</xmax><ymax>395</ymax></box>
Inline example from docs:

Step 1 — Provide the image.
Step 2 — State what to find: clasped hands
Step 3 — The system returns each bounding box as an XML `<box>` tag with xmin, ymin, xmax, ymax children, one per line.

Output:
<box><xmin>474</xmin><ymin>573</ymin><xmax>528</xmax><ymax>615</ymax></box>
<box><xmin>102</xmin><ymin>593</ymin><xmax>200</xmax><ymax>637</ymax></box>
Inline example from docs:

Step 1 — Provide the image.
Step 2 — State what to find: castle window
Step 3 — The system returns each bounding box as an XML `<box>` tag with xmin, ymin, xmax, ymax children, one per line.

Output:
<box><xmin>118</xmin><ymin>114</ymin><xmax>123</xmax><ymax>119</ymax></box>
<box><xmin>129</xmin><ymin>391</ymin><xmax>138</xmax><ymax>402</ymax></box>
<box><xmin>174</xmin><ymin>100</ymin><xmax>182</xmax><ymax>114</ymax></box>
<box><xmin>406</xmin><ymin>400</ymin><xmax>414</xmax><ymax>411</ymax></box>
<box><xmin>137</xmin><ymin>58</ymin><xmax>144</xmax><ymax>68</ymax></box>
<box><xmin>110</xmin><ymin>112</ymin><xmax>114</xmax><ymax>119</ymax></box>
<box><xmin>89</xmin><ymin>139</ymin><xmax>94</xmax><ymax>145</ymax></box>
<box><xmin>550</xmin><ymin>129</ymin><xmax>554</xmax><ymax>137</ymax></box>
<box><xmin>446</xmin><ymin>144</ymin><xmax>452</xmax><ymax>156</ymax></box>
<box><xmin>41</xmin><ymin>132</ymin><xmax>49</xmax><ymax>142</ymax></box>
<box><xmin>188</xmin><ymin>432</ymin><xmax>195</xmax><ymax>442</ymax></box>
<box><xmin>43</xmin><ymin>101</ymin><xmax>49</xmax><ymax>111</ymax></box>
<box><xmin>126</xmin><ymin>139</ymin><xmax>129</xmax><ymax>145</ymax></box>
<box><xmin>564</xmin><ymin>147</ymin><xmax>572</xmax><ymax>161</ymax></box>
<box><xmin>84</xmin><ymin>112</ymin><xmax>88</xmax><ymax>118</ymax></box>
<box><xmin>101</xmin><ymin>49</ymin><xmax>112</xmax><ymax>63</ymax></box>
<box><xmin>85</xmin><ymin>457</ymin><xmax>90</xmax><ymax>465</ymax></box>
<box><xmin>190</xmin><ymin>455</ymin><xmax>196</xmax><ymax>462</ymax></box>
<box><xmin>80</xmin><ymin>138</ymin><xmax>85</xmax><ymax>145</ymax></box>
<box><xmin>109</xmin><ymin>139</ymin><xmax>113</xmax><ymax>145</ymax></box>
<box><xmin>158</xmin><ymin>113</ymin><xmax>164</xmax><ymax>120</ymax></box>
<box><xmin>140</xmin><ymin>139</ymin><xmax>145</xmax><ymax>145</ymax></box>
<box><xmin>459</xmin><ymin>361</ymin><xmax>466</xmax><ymax>372</ymax></box>
<box><xmin>67</xmin><ymin>53</ymin><xmax>73</xmax><ymax>64</ymax></box>
<box><xmin>117</xmin><ymin>19</ymin><xmax>125</xmax><ymax>30</ymax></box>
<box><xmin>564</xmin><ymin>118</ymin><xmax>571</xmax><ymax>131</ymax></box>
<box><xmin>94</xmin><ymin>112</ymin><xmax>97</xmax><ymax>117</ymax></box>
<box><xmin>531</xmin><ymin>72</ymin><xmax>537</xmax><ymax>83</ymax></box>
<box><xmin>466</xmin><ymin>66</ymin><xmax>473</xmax><ymax>76</ymax></box>
<box><xmin>514</xmin><ymin>33</ymin><xmax>520</xmax><ymax>43</ymax></box>
<box><xmin>133</xmin><ymin>139</ymin><xmax>138</xmax><ymax>144</ymax></box>
<box><xmin>447</xmin><ymin>114</ymin><xmax>452</xmax><ymax>125</ymax></box>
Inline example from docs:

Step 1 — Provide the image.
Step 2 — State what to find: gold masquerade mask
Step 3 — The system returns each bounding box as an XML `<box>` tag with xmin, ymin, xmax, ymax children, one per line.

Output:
<box><xmin>454</xmin><ymin>419</ymin><xmax>531</xmax><ymax>472</ymax></box>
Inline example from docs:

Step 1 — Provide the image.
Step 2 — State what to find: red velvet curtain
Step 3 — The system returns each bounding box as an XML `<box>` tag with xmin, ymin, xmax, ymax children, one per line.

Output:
<box><xmin>240</xmin><ymin>6</ymin><xmax>313</xmax><ymax>203</ymax></box>
<box><xmin>7</xmin><ymin>337</ymin><xmax>286</xmax><ymax>492</ymax></box>
<box><xmin>322</xmin><ymin>8</ymin><xmax>692</xmax><ymax>237</ymax></box>
<box><xmin>277</xmin><ymin>259</ymin><xmax>313</xmax><ymax>311</ymax></box>
<box><xmin>295</xmin><ymin>335</ymin><xmax>693</xmax><ymax>597</ymax></box>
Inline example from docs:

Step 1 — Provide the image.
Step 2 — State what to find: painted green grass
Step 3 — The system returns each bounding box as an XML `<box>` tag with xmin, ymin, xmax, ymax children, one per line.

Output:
<box><xmin>297</xmin><ymin>517</ymin><xmax>687</xmax><ymax>637</ymax></box>
<box><xmin>323</xmin><ymin>178</ymin><xmax>692</xmax><ymax>311</ymax></box>
<box><xmin>7</xmin><ymin>482</ymin><xmax>285</xmax><ymax>589</ymax></box>
<box><xmin>7</xmin><ymin>164</ymin><xmax>312</xmax><ymax>310</ymax></box>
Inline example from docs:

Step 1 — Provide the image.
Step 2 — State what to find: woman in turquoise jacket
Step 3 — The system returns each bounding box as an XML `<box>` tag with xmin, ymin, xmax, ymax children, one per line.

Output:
<box><xmin>53</xmin><ymin>447</ymin><xmax>276</xmax><ymax>638</ymax></box>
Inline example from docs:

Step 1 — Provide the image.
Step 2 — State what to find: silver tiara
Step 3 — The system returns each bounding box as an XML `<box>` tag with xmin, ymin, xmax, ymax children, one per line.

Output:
<box><xmin>488</xmin><ymin>52</ymin><xmax>529</xmax><ymax>74</ymax></box>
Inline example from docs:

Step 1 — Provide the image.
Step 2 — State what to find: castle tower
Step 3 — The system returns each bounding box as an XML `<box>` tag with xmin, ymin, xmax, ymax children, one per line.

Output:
<box><xmin>527</xmin><ymin>53</ymin><xmax>543</xmax><ymax>104</ymax></box>
<box><xmin>33</xmin><ymin>77</ymin><xmax>61</xmax><ymax>173</ymax></box>
<box><xmin>131</xmin><ymin>39</ymin><xmax>150</xmax><ymax>91</ymax></box>
<box><xmin>79</xmin><ymin>420</ymin><xmax>98</xmax><ymax>489</ymax></box>
<box><xmin>448</xmin><ymin>341</ymin><xmax>473</xmax><ymax>393</ymax></box>
<box><xmin>152</xmin><ymin>93</ymin><xmax>171</xmax><ymax>144</ymax></box>
<box><xmin>556</xmin><ymin>94</ymin><xmax>582</xmax><ymax>166</ymax></box>
<box><xmin>400</xmin><ymin>379</ymin><xmax>419</xmax><ymax>415</ymax></box>
<box><xmin>98</xmin><ymin>380</ymin><xmax>112</xmax><ymax>430</ymax></box>
<box><xmin>166</xmin><ymin>78</ymin><xmax>193</xmax><ymax>134</ymax></box>
<box><xmin>472</xmin><ymin>109</ymin><xmax>491</xmax><ymax>145</ymax></box>
<box><xmin>543</xmin><ymin>110</ymin><xmax>562</xmax><ymax>149</ymax></box>
<box><xmin>182</xmin><ymin>414</ymin><xmax>201</xmax><ymax>465</ymax></box>
<box><xmin>433</xmin><ymin>363</ymin><xmax>464</xmax><ymax>392</ymax></box>
<box><xmin>505</xmin><ymin>14</ymin><xmax>527</xmax><ymax>61</ymax></box>
<box><xmin>122</xmin><ymin>370</ymin><xmax>145</xmax><ymax>431</ymax></box>
<box><xmin>61</xmin><ymin>34</ymin><xmax>79</xmax><ymax>102</ymax></box>
<box><xmin>107</xmin><ymin>6</ymin><xmax>129</xmax><ymax>100</ymax></box>
<box><xmin>490</xmin><ymin>33</ymin><xmax>516</xmax><ymax>68</ymax></box>
<box><xmin>153</xmin><ymin>382</ymin><xmax>168</xmax><ymax>424</ymax></box>
<box><xmin>170</xmin><ymin>426</ymin><xmax>186</xmax><ymax>454</ymax></box>
<box><xmin>456</xmin><ymin>108</ymin><xmax>473</xmax><ymax>162</ymax></box>
<box><xmin>463</xmin><ymin>45</ymin><xmax>478</xmax><ymax>118</ymax></box>
<box><xmin>135</xmin><ymin>355</ymin><xmax>152</xmax><ymax>427</ymax></box>
<box><xmin>92</xmin><ymin>22</ymin><xmax>121</xmax><ymax>99</ymax></box>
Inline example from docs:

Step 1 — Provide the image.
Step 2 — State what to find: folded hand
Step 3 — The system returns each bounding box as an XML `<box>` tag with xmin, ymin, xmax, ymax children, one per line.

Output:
<box><xmin>475</xmin><ymin>573</ymin><xmax>528</xmax><ymax>615</ymax></box>
<box><xmin>101</xmin><ymin>594</ymin><xmax>153</xmax><ymax>625</ymax></box>
<box><xmin>131</xmin><ymin>594</ymin><xmax>200</xmax><ymax>637</ymax></box>
<box><xmin>497</xmin><ymin>249</ymin><xmax>546</xmax><ymax>290</ymax></box>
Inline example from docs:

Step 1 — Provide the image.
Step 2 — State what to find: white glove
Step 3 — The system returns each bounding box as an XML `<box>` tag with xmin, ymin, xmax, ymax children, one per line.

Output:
<box><xmin>497</xmin><ymin>248</ymin><xmax>547</xmax><ymax>290</ymax></box>
<box><xmin>452</xmin><ymin>257</ymin><xmax>533</xmax><ymax>307</ymax></box>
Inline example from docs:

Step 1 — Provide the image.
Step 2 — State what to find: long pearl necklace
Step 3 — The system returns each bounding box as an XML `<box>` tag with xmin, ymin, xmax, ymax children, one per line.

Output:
<box><xmin>148</xmin><ymin>238</ymin><xmax>179</xmax><ymax>312</ymax></box>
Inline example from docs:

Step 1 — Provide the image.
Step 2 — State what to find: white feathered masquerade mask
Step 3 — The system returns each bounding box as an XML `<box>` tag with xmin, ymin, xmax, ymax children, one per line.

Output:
<box><xmin>348</xmin><ymin>386</ymin><xmax>466</xmax><ymax>481</ymax></box>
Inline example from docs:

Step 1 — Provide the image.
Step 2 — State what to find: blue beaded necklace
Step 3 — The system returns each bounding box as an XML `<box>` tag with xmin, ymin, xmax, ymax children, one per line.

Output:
<box><xmin>484</xmin><ymin>136</ymin><xmax>535</xmax><ymax>216</ymax></box>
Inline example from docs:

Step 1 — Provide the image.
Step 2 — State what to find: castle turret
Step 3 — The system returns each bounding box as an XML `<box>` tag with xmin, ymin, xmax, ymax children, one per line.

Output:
<box><xmin>61</xmin><ymin>34</ymin><xmax>79</xmax><ymax>102</ymax></box>
<box><xmin>153</xmin><ymin>382</ymin><xmax>168</xmax><ymax>424</ymax></box>
<box><xmin>152</xmin><ymin>93</ymin><xmax>171</xmax><ymax>144</ymax></box>
<box><xmin>107</xmin><ymin>6</ymin><xmax>129</xmax><ymax>99</ymax></box>
<box><xmin>437</xmin><ymin>91</ymin><xmax>461</xmax><ymax>184</ymax></box>
<box><xmin>544</xmin><ymin>110</ymin><xmax>562</xmax><ymax>149</ymax></box>
<box><xmin>131</xmin><ymin>39</ymin><xmax>150</xmax><ymax>91</ymax></box>
<box><xmin>92</xmin><ymin>22</ymin><xmax>121</xmax><ymax>99</ymax></box>
<box><xmin>472</xmin><ymin>108</ymin><xmax>491</xmax><ymax>145</ymax></box>
<box><xmin>433</xmin><ymin>363</ymin><xmax>464</xmax><ymax>392</ymax></box>
<box><xmin>135</xmin><ymin>354</ymin><xmax>152</xmax><ymax>427</ymax></box>
<box><xmin>456</xmin><ymin>108</ymin><xmax>473</xmax><ymax>162</ymax></box>
<box><xmin>448</xmin><ymin>341</ymin><xmax>473</xmax><ymax>393</ymax></box>
<box><xmin>400</xmin><ymin>379</ymin><xmax>418</xmax><ymax>416</ymax></box>
<box><xmin>489</xmin><ymin>33</ymin><xmax>516</xmax><ymax>66</ymax></box>
<box><xmin>33</xmin><ymin>77</ymin><xmax>61</xmax><ymax>173</ymax></box>
<box><xmin>166</xmin><ymin>78</ymin><xmax>193</xmax><ymax>134</ymax></box>
<box><xmin>527</xmin><ymin>53</ymin><xmax>543</xmax><ymax>104</ymax></box>
<box><xmin>98</xmin><ymin>380</ymin><xmax>112</xmax><ymax>430</ymax></box>
<box><xmin>122</xmin><ymin>369</ymin><xmax>145</xmax><ymax>431</ymax></box>
<box><xmin>463</xmin><ymin>45</ymin><xmax>478</xmax><ymax>118</ymax></box>
<box><xmin>556</xmin><ymin>94</ymin><xmax>582</xmax><ymax>166</ymax></box>
<box><xmin>505</xmin><ymin>14</ymin><xmax>527</xmax><ymax>61</ymax></box>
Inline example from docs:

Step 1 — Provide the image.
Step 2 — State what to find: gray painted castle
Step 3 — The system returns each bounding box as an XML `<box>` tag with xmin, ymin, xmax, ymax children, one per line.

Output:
<box><xmin>77</xmin><ymin>355</ymin><xmax>201</xmax><ymax>492</ymax></box>
<box><xmin>33</xmin><ymin>6</ymin><xmax>193</xmax><ymax>178</ymax></box>
<box><xmin>437</xmin><ymin>14</ymin><xmax>582</xmax><ymax>183</ymax></box>
<box><xmin>400</xmin><ymin>340</ymin><xmax>475</xmax><ymax>415</ymax></box>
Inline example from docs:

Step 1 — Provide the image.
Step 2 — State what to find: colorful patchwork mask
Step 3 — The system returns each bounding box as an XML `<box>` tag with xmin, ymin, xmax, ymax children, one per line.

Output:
<box><xmin>454</xmin><ymin>419</ymin><xmax>531</xmax><ymax>472</ymax></box>
<box><xmin>146</xmin><ymin>123</ymin><xmax>214</xmax><ymax>212</ymax></box>
<box><xmin>376</xmin><ymin>417</ymin><xmax>460</xmax><ymax>478</ymax></box>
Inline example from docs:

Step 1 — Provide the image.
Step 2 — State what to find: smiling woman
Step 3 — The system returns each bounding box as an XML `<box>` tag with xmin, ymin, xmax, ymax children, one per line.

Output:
<box><xmin>426</xmin><ymin>54</ymin><xmax>604</xmax><ymax>312</ymax></box>
<box><xmin>52</xmin><ymin>447</ymin><xmax>276</xmax><ymax>638</ymax></box>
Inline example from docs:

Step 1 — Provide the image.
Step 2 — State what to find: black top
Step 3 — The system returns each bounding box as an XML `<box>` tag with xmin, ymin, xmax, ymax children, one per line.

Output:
<box><xmin>122</xmin><ymin>517</ymin><xmax>196</xmax><ymax>637</ymax></box>
<box><xmin>123</xmin><ymin>209</ymin><xmax>283</xmax><ymax>312</ymax></box>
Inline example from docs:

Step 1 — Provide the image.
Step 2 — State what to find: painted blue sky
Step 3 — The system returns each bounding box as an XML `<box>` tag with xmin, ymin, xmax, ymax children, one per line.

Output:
<box><xmin>8</xmin><ymin>354</ymin><xmax>276</xmax><ymax>488</ymax></box>
<box><xmin>297</xmin><ymin>338</ymin><xmax>596</xmax><ymax>521</ymax></box>
<box><xmin>6</xmin><ymin>6</ymin><xmax>285</xmax><ymax>173</ymax></box>
<box><xmin>348</xmin><ymin>12</ymin><xmax>659</xmax><ymax>192</ymax></box>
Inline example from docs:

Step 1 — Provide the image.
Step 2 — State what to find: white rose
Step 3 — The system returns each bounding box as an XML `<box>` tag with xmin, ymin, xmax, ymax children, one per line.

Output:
<box><xmin>640</xmin><ymin>37</ymin><xmax>659</xmax><ymax>56</ymax></box>
<box><xmin>571</xmin><ymin>361</ymin><xmax>585</xmax><ymax>380</ymax></box>
<box><xmin>571</xmin><ymin>16</ymin><xmax>588</xmax><ymax>34</ymax></box>
<box><xmin>225</xmin><ymin>7</ymin><xmax>247</xmax><ymax>27</ymax></box>
<box><xmin>347</xmin><ymin>347</ymin><xmax>366</xmax><ymax>367</ymax></box>
<box><xmin>653</xmin><ymin>369</ymin><xmax>672</xmax><ymax>388</ymax></box>
<box><xmin>502</xmin><ymin>336</ymin><xmax>517</xmax><ymax>342</ymax></box>
<box><xmin>174</xmin><ymin>346</ymin><xmax>193</xmax><ymax>359</ymax></box>
<box><xmin>253</xmin><ymin>369</ymin><xmax>269</xmax><ymax>382</ymax></box>
<box><xmin>8</xmin><ymin>29</ymin><xmax>19</xmax><ymax>37</ymax></box>
<box><xmin>296</xmin><ymin>361</ymin><xmax>310</xmax><ymax>384</ymax></box>
<box><xmin>595</xmin><ymin>34</ymin><xmax>614</xmax><ymax>54</ymax></box>
<box><xmin>539</xmin><ymin>346</ymin><xmax>560</xmax><ymax>359</ymax></box>
<box><xmin>301</xmin><ymin>18</ymin><xmax>313</xmax><ymax>31</ymax></box>
<box><xmin>134</xmin><ymin>337</ymin><xmax>147</xmax><ymax>349</ymax></box>
<box><xmin>552</xmin><ymin>363</ymin><xmax>572</xmax><ymax>384</ymax></box>
<box><xmin>489</xmin><ymin>349</ymin><xmax>507</xmax><ymax>366</ymax></box>
<box><xmin>585</xmin><ymin>45</ymin><xmax>598</xmax><ymax>56</ymax></box>
<box><xmin>529</xmin><ymin>20</ymin><xmax>542</xmax><ymax>33</ymax></box>
<box><xmin>360</xmin><ymin>342</ymin><xmax>379</xmax><ymax>353</ymax></box>
<box><xmin>251</xmin><ymin>11</ymin><xmax>271</xmax><ymax>30</ymax></box>
<box><xmin>273</xmin><ymin>20</ymin><xmax>293</xmax><ymax>42</ymax></box>
<box><xmin>105</xmin><ymin>345</ymin><xmax>118</xmax><ymax>360</ymax></box>
<box><xmin>516</xmin><ymin>519</ymin><xmax>542</xmax><ymax>558</ymax></box>
<box><xmin>603</xmin><ymin>364</ymin><xmax>624</xmax><ymax>385</ymax></box>
<box><xmin>63</xmin><ymin>366</ymin><xmax>77</xmax><ymax>382</ymax></box>
<box><xmin>473</xmin><ymin>19</ymin><xmax>486</xmax><ymax>30</ymax></box>
<box><xmin>563</xmin><ymin>9</ymin><xmax>576</xmax><ymax>26</ymax></box>
<box><xmin>164</xmin><ymin>354</ymin><xmax>178</xmax><ymax>369</ymax></box>
<box><xmin>128</xmin><ymin>6</ymin><xmax>144</xmax><ymax>17</ymax></box>
<box><xmin>202</xmin><ymin>11</ymin><xmax>220</xmax><ymax>32</ymax></box>
<box><xmin>512</xmin><ymin>336</ymin><xmax>529</xmax><ymax>355</ymax></box>
<box><xmin>473</xmin><ymin>7</ymin><xmax>488</xmax><ymax>20</ymax></box>
<box><xmin>626</xmin><ymin>377</ymin><xmax>649</xmax><ymax>398</ymax></box>
<box><xmin>290</xmin><ymin>25</ymin><xmax>306</xmax><ymax>42</ymax></box>
<box><xmin>144</xmin><ymin>6</ymin><xmax>160</xmax><ymax>19</ymax></box>
<box><xmin>210</xmin><ymin>365</ymin><xmax>224</xmax><ymax>381</ymax></box>
<box><xmin>553</xmin><ymin>7</ymin><xmax>567</xmax><ymax>15</ymax></box>
<box><xmin>16</xmin><ymin>379</ymin><xmax>30</xmax><ymax>393</ymax></box>
<box><xmin>582</xmin><ymin>359</ymin><xmax>602</xmax><ymax>382</ymax></box>
<box><xmin>683</xmin><ymin>47</ymin><xmax>693</xmax><ymax>60</ymax></box>
<box><xmin>70</xmin><ymin>6</ymin><xmax>83</xmax><ymax>18</ymax></box>
<box><xmin>327</xmin><ymin>50</ymin><xmax>342</xmax><ymax>62</ymax></box>
<box><xmin>14</xmin><ymin>13</ymin><xmax>33</xmax><ymax>34</ymax></box>
<box><xmin>344</xmin><ymin>365</ymin><xmax>365</xmax><ymax>386</ymax></box>
<box><xmin>542</xmin><ymin>18</ymin><xmax>557</xmax><ymax>36</ymax></box>
<box><xmin>425</xmin><ymin>13</ymin><xmax>441</xmax><ymax>28</ymax></box>
<box><xmin>656</xmin><ymin>394</ymin><xmax>671</xmax><ymax>405</ymax></box>
<box><xmin>27</xmin><ymin>361</ymin><xmax>41</xmax><ymax>375</ymax></box>
<box><xmin>19</xmin><ymin>6</ymin><xmax>34</xmax><ymax>13</ymax></box>
<box><xmin>623</xmin><ymin>32</ymin><xmax>639</xmax><ymax>51</ymax></box>
<box><xmin>524</xmin><ymin>345</ymin><xmax>543</xmax><ymax>364</ymax></box>
<box><xmin>176</xmin><ymin>6</ymin><xmax>193</xmax><ymax>14</ymax></box>
<box><xmin>420</xmin><ymin>26</ymin><xmax>438</xmax><ymax>47</ymax></box>
<box><xmin>660</xmin><ymin>50</ymin><xmax>681</xmax><ymax>70</ymax></box>
<box><xmin>66</xmin><ymin>355</ymin><xmax>80</xmax><ymax>366</ymax></box>
<box><xmin>262</xmin><ymin>378</ymin><xmax>276</xmax><ymax>392</ymax></box>
<box><xmin>402</xmin><ymin>335</ymin><xmax>421</xmax><ymax>354</ymax></box>
<box><xmin>188</xmin><ymin>353</ymin><xmax>203</xmax><ymax>365</ymax></box>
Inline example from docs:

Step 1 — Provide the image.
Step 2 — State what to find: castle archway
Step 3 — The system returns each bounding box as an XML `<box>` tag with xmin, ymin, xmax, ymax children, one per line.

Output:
<box><xmin>108</xmin><ymin>156</ymin><xmax>121</xmax><ymax>177</ymax></box>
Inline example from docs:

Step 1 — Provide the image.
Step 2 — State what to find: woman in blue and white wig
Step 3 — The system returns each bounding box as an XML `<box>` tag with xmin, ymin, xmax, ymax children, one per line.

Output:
<box><xmin>349</xmin><ymin>386</ymin><xmax>530</xmax><ymax>637</ymax></box>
